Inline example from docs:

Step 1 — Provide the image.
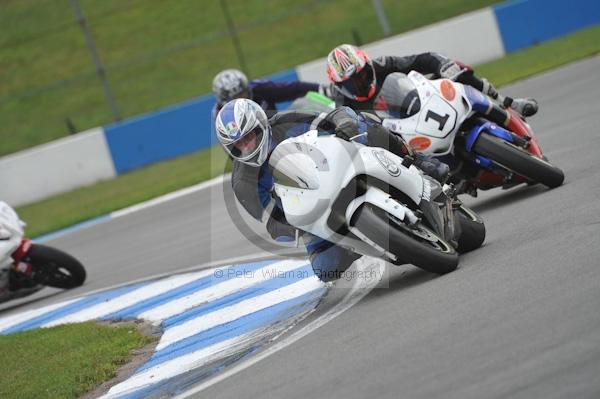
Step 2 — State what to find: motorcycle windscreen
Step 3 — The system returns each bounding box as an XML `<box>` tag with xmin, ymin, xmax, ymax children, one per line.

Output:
<box><xmin>374</xmin><ymin>73</ymin><xmax>421</xmax><ymax>119</ymax></box>
<box><xmin>269</xmin><ymin>140</ymin><xmax>321</xmax><ymax>190</ymax></box>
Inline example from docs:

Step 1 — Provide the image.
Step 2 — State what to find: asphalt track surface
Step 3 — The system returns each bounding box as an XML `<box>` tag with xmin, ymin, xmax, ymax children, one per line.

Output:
<box><xmin>3</xmin><ymin>57</ymin><xmax>600</xmax><ymax>398</ymax></box>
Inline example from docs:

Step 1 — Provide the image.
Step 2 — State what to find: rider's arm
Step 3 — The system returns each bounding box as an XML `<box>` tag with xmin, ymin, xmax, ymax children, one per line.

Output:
<box><xmin>451</xmin><ymin>61</ymin><xmax>500</xmax><ymax>100</ymax></box>
<box><xmin>378</xmin><ymin>54</ymin><xmax>500</xmax><ymax>100</ymax></box>
<box><xmin>322</xmin><ymin>107</ymin><xmax>450</xmax><ymax>182</ymax></box>
<box><xmin>375</xmin><ymin>53</ymin><xmax>450</xmax><ymax>77</ymax></box>
<box><xmin>231</xmin><ymin>161</ymin><xmax>272</xmax><ymax>221</ymax></box>
<box><xmin>322</xmin><ymin>106</ymin><xmax>414</xmax><ymax>157</ymax></box>
<box><xmin>231</xmin><ymin>156</ymin><xmax>297</xmax><ymax>242</ymax></box>
<box><xmin>252</xmin><ymin>80</ymin><xmax>321</xmax><ymax>104</ymax></box>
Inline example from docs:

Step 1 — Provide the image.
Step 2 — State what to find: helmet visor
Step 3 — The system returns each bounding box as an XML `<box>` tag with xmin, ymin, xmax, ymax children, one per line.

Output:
<box><xmin>226</xmin><ymin>127</ymin><xmax>265</xmax><ymax>162</ymax></box>
<box><xmin>338</xmin><ymin>63</ymin><xmax>375</xmax><ymax>99</ymax></box>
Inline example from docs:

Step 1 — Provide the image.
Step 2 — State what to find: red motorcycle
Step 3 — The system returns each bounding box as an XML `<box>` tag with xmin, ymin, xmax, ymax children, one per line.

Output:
<box><xmin>0</xmin><ymin>202</ymin><xmax>86</xmax><ymax>302</ymax></box>
<box><xmin>372</xmin><ymin>71</ymin><xmax>565</xmax><ymax>196</ymax></box>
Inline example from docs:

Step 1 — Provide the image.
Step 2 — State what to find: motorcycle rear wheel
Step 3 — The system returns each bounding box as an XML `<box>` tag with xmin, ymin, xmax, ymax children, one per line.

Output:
<box><xmin>473</xmin><ymin>132</ymin><xmax>564</xmax><ymax>188</ymax></box>
<box><xmin>351</xmin><ymin>204</ymin><xmax>458</xmax><ymax>274</ymax></box>
<box><xmin>23</xmin><ymin>244</ymin><xmax>86</xmax><ymax>289</ymax></box>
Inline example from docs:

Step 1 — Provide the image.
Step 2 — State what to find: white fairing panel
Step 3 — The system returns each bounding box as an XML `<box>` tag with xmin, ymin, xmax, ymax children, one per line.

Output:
<box><xmin>381</xmin><ymin>71</ymin><xmax>473</xmax><ymax>156</ymax></box>
<box><xmin>271</xmin><ymin>132</ymin><xmax>427</xmax><ymax>256</ymax></box>
<box><xmin>0</xmin><ymin>201</ymin><xmax>24</xmax><ymax>238</ymax></box>
<box><xmin>269</xmin><ymin>133</ymin><xmax>322</xmax><ymax>190</ymax></box>
<box><xmin>0</xmin><ymin>202</ymin><xmax>24</xmax><ymax>267</ymax></box>
<box><xmin>415</xmin><ymin>95</ymin><xmax>458</xmax><ymax>138</ymax></box>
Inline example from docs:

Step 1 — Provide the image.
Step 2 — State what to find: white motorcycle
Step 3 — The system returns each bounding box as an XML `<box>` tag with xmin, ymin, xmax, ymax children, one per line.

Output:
<box><xmin>269</xmin><ymin>128</ymin><xmax>485</xmax><ymax>274</ymax></box>
<box><xmin>0</xmin><ymin>202</ymin><xmax>86</xmax><ymax>301</ymax></box>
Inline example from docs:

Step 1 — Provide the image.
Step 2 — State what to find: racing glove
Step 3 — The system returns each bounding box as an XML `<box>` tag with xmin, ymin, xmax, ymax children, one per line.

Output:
<box><xmin>365</xmin><ymin>124</ymin><xmax>413</xmax><ymax>156</ymax></box>
<box><xmin>325</xmin><ymin>107</ymin><xmax>365</xmax><ymax>141</ymax></box>
<box><xmin>363</xmin><ymin>124</ymin><xmax>449</xmax><ymax>182</ymax></box>
<box><xmin>318</xmin><ymin>83</ymin><xmax>336</xmax><ymax>99</ymax></box>
<box><xmin>266</xmin><ymin>206</ymin><xmax>297</xmax><ymax>243</ymax></box>
<box><xmin>413</xmin><ymin>153</ymin><xmax>450</xmax><ymax>183</ymax></box>
<box><xmin>439</xmin><ymin>60</ymin><xmax>465</xmax><ymax>81</ymax></box>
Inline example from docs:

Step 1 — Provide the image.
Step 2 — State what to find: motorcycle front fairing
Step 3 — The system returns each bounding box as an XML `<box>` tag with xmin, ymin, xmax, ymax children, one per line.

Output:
<box><xmin>376</xmin><ymin>71</ymin><xmax>472</xmax><ymax>156</ymax></box>
<box><xmin>269</xmin><ymin>131</ymin><xmax>457</xmax><ymax>258</ymax></box>
<box><xmin>0</xmin><ymin>202</ymin><xmax>25</xmax><ymax>269</ymax></box>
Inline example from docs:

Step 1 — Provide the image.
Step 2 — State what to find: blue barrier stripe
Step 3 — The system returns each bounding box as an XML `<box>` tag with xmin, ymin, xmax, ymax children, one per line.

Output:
<box><xmin>138</xmin><ymin>286</ymin><xmax>325</xmax><ymax>372</ymax></box>
<box><xmin>162</xmin><ymin>264</ymin><xmax>313</xmax><ymax>329</ymax></box>
<box><xmin>493</xmin><ymin>0</ymin><xmax>600</xmax><ymax>53</ymax></box>
<box><xmin>2</xmin><ymin>281</ymin><xmax>148</xmax><ymax>334</ymax></box>
<box><xmin>104</xmin><ymin>68</ymin><xmax>298</xmax><ymax>174</ymax></box>
<box><xmin>102</xmin><ymin>260</ymin><xmax>275</xmax><ymax>321</ymax></box>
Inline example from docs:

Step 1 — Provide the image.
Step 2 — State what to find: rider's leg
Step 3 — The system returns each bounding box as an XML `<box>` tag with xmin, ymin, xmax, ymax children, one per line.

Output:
<box><xmin>480</xmin><ymin>78</ymin><xmax>538</xmax><ymax>117</ymax></box>
<box><xmin>460</xmin><ymin>72</ymin><xmax>538</xmax><ymax>117</ymax></box>
<box><xmin>305</xmin><ymin>235</ymin><xmax>361</xmax><ymax>282</ymax></box>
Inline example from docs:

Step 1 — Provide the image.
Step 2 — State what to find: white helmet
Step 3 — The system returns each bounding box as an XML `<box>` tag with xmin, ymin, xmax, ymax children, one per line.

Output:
<box><xmin>215</xmin><ymin>99</ymin><xmax>271</xmax><ymax>167</ymax></box>
<box><xmin>212</xmin><ymin>69</ymin><xmax>250</xmax><ymax>104</ymax></box>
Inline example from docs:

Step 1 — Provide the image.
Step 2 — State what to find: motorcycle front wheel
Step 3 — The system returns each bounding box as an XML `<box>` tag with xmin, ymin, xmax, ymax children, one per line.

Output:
<box><xmin>473</xmin><ymin>132</ymin><xmax>564</xmax><ymax>188</ymax></box>
<box><xmin>23</xmin><ymin>244</ymin><xmax>86</xmax><ymax>289</ymax></box>
<box><xmin>455</xmin><ymin>205</ymin><xmax>486</xmax><ymax>254</ymax></box>
<box><xmin>351</xmin><ymin>204</ymin><xmax>458</xmax><ymax>274</ymax></box>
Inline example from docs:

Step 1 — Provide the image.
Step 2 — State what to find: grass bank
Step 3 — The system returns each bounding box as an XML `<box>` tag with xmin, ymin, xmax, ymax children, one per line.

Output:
<box><xmin>16</xmin><ymin>24</ymin><xmax>600</xmax><ymax>238</ymax></box>
<box><xmin>0</xmin><ymin>0</ymin><xmax>498</xmax><ymax>156</ymax></box>
<box><xmin>0</xmin><ymin>322</ymin><xmax>155</xmax><ymax>399</ymax></box>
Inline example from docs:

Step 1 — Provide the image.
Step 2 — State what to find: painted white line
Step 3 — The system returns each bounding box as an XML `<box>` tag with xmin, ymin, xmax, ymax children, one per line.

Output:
<box><xmin>0</xmin><ymin>298</ymin><xmax>81</xmax><ymax>333</ymax></box>
<box><xmin>139</xmin><ymin>259</ymin><xmax>309</xmax><ymax>323</ymax></box>
<box><xmin>35</xmin><ymin>173</ymin><xmax>231</xmax><ymax>243</ymax></box>
<box><xmin>110</xmin><ymin>174</ymin><xmax>231</xmax><ymax>219</ymax></box>
<box><xmin>173</xmin><ymin>257</ymin><xmax>386</xmax><ymax>399</ymax></box>
<box><xmin>43</xmin><ymin>270</ymin><xmax>216</xmax><ymax>328</ymax></box>
<box><xmin>157</xmin><ymin>276</ymin><xmax>325</xmax><ymax>350</ymax></box>
<box><xmin>101</xmin><ymin>330</ymin><xmax>260</xmax><ymax>398</ymax></box>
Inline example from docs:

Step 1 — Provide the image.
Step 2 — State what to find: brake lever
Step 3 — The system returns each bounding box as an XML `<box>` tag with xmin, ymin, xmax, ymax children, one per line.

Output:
<box><xmin>401</xmin><ymin>155</ymin><xmax>415</xmax><ymax>168</ymax></box>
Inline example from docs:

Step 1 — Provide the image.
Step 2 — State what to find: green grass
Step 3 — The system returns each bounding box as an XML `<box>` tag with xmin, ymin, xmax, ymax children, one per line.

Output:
<box><xmin>0</xmin><ymin>0</ymin><xmax>498</xmax><ymax>156</ymax></box>
<box><xmin>16</xmin><ymin>24</ymin><xmax>600</xmax><ymax>238</ymax></box>
<box><xmin>0</xmin><ymin>322</ymin><xmax>155</xmax><ymax>399</ymax></box>
<box><xmin>476</xmin><ymin>24</ymin><xmax>600</xmax><ymax>85</ymax></box>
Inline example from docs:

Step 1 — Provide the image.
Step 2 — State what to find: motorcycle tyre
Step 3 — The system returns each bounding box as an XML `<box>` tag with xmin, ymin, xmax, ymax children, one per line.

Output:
<box><xmin>351</xmin><ymin>204</ymin><xmax>458</xmax><ymax>275</ymax></box>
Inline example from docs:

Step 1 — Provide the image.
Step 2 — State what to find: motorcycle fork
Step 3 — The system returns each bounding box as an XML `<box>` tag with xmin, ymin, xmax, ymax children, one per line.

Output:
<box><xmin>10</xmin><ymin>239</ymin><xmax>33</xmax><ymax>275</ymax></box>
<box><xmin>505</xmin><ymin>109</ymin><xmax>543</xmax><ymax>157</ymax></box>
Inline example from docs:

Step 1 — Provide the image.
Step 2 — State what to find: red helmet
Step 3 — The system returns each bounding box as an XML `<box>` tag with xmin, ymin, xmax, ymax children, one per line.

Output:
<box><xmin>327</xmin><ymin>44</ymin><xmax>376</xmax><ymax>102</ymax></box>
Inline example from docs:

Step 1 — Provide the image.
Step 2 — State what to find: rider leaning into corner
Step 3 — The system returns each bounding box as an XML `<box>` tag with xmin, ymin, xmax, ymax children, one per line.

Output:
<box><xmin>325</xmin><ymin>44</ymin><xmax>538</xmax><ymax>118</ymax></box>
<box><xmin>0</xmin><ymin>202</ymin><xmax>42</xmax><ymax>302</ymax></box>
<box><xmin>211</xmin><ymin>69</ymin><xmax>333</xmax><ymax>119</ymax></box>
<box><xmin>215</xmin><ymin>98</ymin><xmax>451</xmax><ymax>282</ymax></box>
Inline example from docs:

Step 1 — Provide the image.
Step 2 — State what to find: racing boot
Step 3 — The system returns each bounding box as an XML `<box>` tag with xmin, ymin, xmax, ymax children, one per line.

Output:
<box><xmin>414</xmin><ymin>153</ymin><xmax>450</xmax><ymax>184</ymax></box>
<box><xmin>504</xmin><ymin>97</ymin><xmax>538</xmax><ymax>117</ymax></box>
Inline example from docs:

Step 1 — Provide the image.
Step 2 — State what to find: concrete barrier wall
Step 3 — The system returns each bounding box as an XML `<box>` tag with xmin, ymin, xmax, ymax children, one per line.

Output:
<box><xmin>3</xmin><ymin>0</ymin><xmax>598</xmax><ymax>206</ymax></box>
<box><xmin>297</xmin><ymin>8</ymin><xmax>505</xmax><ymax>84</ymax></box>
<box><xmin>105</xmin><ymin>69</ymin><xmax>299</xmax><ymax>174</ymax></box>
<box><xmin>0</xmin><ymin>128</ymin><xmax>116</xmax><ymax>206</ymax></box>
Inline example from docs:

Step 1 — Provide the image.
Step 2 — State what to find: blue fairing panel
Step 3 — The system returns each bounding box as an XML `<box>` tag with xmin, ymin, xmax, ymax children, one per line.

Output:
<box><xmin>464</xmin><ymin>86</ymin><xmax>491</xmax><ymax>114</ymax></box>
<box><xmin>465</xmin><ymin>120</ymin><xmax>514</xmax><ymax>152</ymax></box>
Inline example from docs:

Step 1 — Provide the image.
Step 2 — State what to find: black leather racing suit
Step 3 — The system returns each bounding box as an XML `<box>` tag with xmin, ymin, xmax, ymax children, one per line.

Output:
<box><xmin>230</xmin><ymin>107</ymin><xmax>448</xmax><ymax>282</ymax></box>
<box><xmin>336</xmin><ymin>53</ymin><xmax>488</xmax><ymax>111</ymax></box>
